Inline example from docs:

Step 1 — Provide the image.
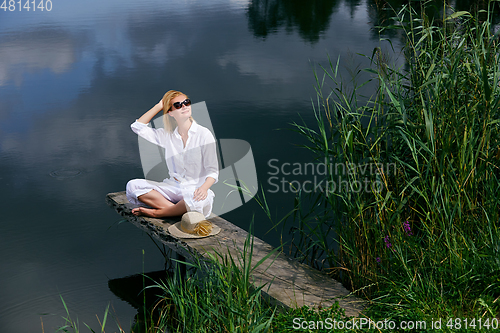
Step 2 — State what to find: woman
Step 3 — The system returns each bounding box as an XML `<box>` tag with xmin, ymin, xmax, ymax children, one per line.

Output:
<box><xmin>126</xmin><ymin>90</ymin><xmax>218</xmax><ymax>218</ymax></box>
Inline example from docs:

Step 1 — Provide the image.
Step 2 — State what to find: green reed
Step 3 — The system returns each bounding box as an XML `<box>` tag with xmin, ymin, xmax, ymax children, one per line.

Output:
<box><xmin>146</xmin><ymin>224</ymin><xmax>278</xmax><ymax>333</ymax></box>
<box><xmin>287</xmin><ymin>0</ymin><xmax>500</xmax><ymax>321</ymax></box>
<box><xmin>56</xmin><ymin>296</ymin><xmax>121</xmax><ymax>333</ymax></box>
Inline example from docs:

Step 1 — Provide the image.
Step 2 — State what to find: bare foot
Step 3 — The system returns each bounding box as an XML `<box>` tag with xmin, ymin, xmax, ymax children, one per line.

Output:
<box><xmin>132</xmin><ymin>207</ymin><xmax>158</xmax><ymax>218</ymax></box>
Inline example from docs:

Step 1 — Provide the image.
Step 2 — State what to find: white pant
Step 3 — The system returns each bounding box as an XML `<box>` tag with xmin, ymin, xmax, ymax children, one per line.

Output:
<box><xmin>126</xmin><ymin>178</ymin><xmax>215</xmax><ymax>218</ymax></box>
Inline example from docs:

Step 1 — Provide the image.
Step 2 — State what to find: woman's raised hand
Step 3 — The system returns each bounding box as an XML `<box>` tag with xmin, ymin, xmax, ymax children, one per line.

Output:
<box><xmin>157</xmin><ymin>99</ymin><xmax>164</xmax><ymax>110</ymax></box>
<box><xmin>137</xmin><ymin>98</ymin><xmax>165</xmax><ymax>124</ymax></box>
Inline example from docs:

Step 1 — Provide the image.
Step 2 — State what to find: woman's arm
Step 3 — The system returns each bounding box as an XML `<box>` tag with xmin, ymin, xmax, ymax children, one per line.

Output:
<box><xmin>137</xmin><ymin>99</ymin><xmax>164</xmax><ymax>124</ymax></box>
<box><xmin>131</xmin><ymin>99</ymin><xmax>167</xmax><ymax>147</ymax></box>
<box><xmin>193</xmin><ymin>131</ymin><xmax>219</xmax><ymax>202</ymax></box>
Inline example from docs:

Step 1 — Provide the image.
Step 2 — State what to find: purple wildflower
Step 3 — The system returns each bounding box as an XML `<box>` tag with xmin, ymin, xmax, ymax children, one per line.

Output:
<box><xmin>376</xmin><ymin>257</ymin><xmax>381</xmax><ymax>263</ymax></box>
<box><xmin>403</xmin><ymin>220</ymin><xmax>413</xmax><ymax>236</ymax></box>
<box><xmin>384</xmin><ymin>235</ymin><xmax>392</xmax><ymax>248</ymax></box>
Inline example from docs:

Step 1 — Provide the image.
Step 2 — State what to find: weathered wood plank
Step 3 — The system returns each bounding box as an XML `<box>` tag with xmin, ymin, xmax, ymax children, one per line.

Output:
<box><xmin>106</xmin><ymin>191</ymin><xmax>365</xmax><ymax>317</ymax></box>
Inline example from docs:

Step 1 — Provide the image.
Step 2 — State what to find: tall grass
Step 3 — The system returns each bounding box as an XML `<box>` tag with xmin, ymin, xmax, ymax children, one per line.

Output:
<box><xmin>288</xmin><ymin>0</ymin><xmax>500</xmax><ymax>321</ymax></box>
<box><xmin>55</xmin><ymin>296</ymin><xmax>123</xmax><ymax>333</ymax></box>
<box><xmin>54</xmin><ymin>229</ymin><xmax>280</xmax><ymax>333</ymax></box>
<box><xmin>146</xmin><ymin>225</ymin><xmax>278</xmax><ymax>333</ymax></box>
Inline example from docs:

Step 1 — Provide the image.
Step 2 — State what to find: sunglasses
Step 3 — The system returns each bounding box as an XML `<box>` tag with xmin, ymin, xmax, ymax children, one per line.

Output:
<box><xmin>171</xmin><ymin>99</ymin><xmax>191</xmax><ymax>110</ymax></box>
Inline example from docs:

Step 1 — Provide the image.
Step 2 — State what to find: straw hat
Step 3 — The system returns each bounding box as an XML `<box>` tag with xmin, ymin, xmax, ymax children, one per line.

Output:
<box><xmin>168</xmin><ymin>211</ymin><xmax>221</xmax><ymax>239</ymax></box>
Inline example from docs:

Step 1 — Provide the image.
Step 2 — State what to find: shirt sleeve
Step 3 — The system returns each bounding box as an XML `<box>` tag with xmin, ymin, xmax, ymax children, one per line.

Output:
<box><xmin>201</xmin><ymin>129</ymin><xmax>219</xmax><ymax>184</ymax></box>
<box><xmin>131</xmin><ymin>120</ymin><xmax>167</xmax><ymax>148</ymax></box>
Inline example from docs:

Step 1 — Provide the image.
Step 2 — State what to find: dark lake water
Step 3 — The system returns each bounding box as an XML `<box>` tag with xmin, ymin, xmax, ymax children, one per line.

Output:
<box><xmin>0</xmin><ymin>0</ymin><xmax>494</xmax><ymax>332</ymax></box>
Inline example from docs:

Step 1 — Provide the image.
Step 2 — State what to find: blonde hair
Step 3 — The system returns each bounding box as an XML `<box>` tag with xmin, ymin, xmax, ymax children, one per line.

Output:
<box><xmin>161</xmin><ymin>90</ymin><xmax>194</xmax><ymax>133</ymax></box>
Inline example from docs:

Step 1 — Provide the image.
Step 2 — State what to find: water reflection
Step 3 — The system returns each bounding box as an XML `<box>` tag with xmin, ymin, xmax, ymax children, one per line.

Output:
<box><xmin>244</xmin><ymin>0</ymin><xmax>493</xmax><ymax>44</ymax></box>
<box><xmin>246</xmin><ymin>0</ymin><xmax>339</xmax><ymax>43</ymax></box>
<box><xmin>108</xmin><ymin>269</ymin><xmax>180</xmax><ymax>332</ymax></box>
<box><xmin>0</xmin><ymin>29</ymin><xmax>77</xmax><ymax>86</ymax></box>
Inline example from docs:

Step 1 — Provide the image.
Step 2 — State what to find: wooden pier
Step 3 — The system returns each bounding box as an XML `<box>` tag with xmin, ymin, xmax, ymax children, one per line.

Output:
<box><xmin>106</xmin><ymin>191</ymin><xmax>364</xmax><ymax>317</ymax></box>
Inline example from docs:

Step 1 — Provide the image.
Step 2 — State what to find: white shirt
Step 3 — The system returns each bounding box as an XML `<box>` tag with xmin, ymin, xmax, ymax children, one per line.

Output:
<box><xmin>131</xmin><ymin>120</ymin><xmax>219</xmax><ymax>187</ymax></box>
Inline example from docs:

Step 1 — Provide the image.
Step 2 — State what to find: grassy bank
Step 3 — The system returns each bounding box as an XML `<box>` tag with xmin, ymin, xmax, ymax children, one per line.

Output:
<box><xmin>286</xmin><ymin>0</ymin><xmax>500</xmax><ymax>325</ymax></box>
